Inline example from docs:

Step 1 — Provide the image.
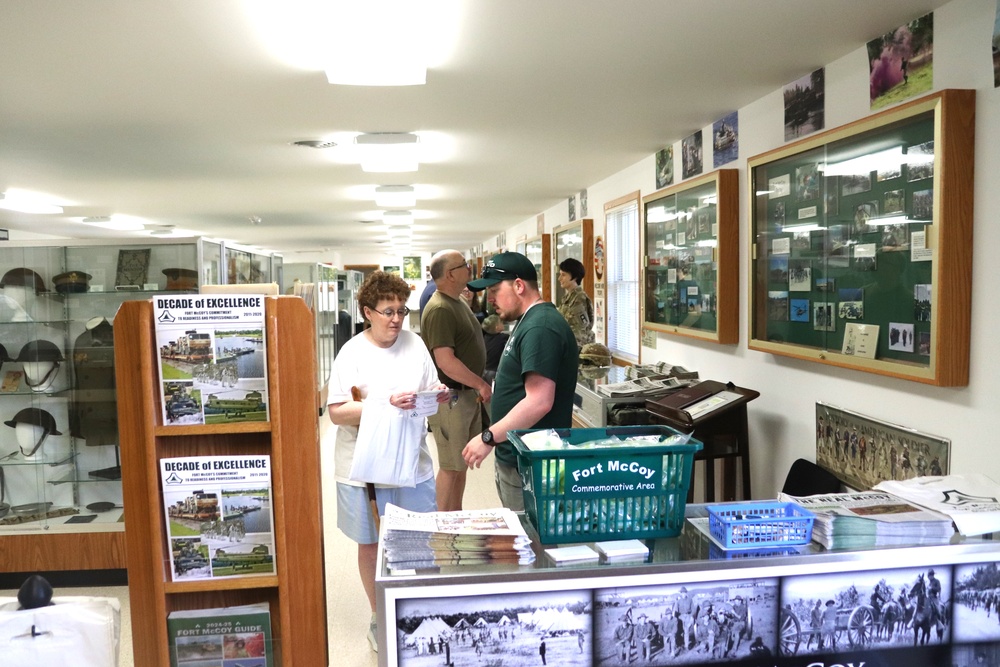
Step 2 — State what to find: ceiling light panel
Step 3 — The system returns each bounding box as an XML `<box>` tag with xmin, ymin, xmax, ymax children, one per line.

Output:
<box><xmin>355</xmin><ymin>133</ymin><xmax>419</xmax><ymax>172</ymax></box>
<box><xmin>374</xmin><ymin>185</ymin><xmax>416</xmax><ymax>208</ymax></box>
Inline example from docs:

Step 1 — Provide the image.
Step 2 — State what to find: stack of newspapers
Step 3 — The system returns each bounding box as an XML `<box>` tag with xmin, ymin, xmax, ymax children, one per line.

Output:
<box><xmin>381</xmin><ymin>504</ymin><xmax>535</xmax><ymax>570</ymax></box>
<box><xmin>778</xmin><ymin>490</ymin><xmax>955</xmax><ymax>550</ymax></box>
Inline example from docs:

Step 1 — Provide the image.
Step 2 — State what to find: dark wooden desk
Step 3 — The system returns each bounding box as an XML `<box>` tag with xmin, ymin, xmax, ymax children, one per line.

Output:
<box><xmin>646</xmin><ymin>380</ymin><xmax>760</xmax><ymax>503</ymax></box>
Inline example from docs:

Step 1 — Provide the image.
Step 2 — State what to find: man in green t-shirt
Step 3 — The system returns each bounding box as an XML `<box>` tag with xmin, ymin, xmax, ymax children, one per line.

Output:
<box><xmin>421</xmin><ymin>250</ymin><xmax>490</xmax><ymax>511</ymax></box>
<box><xmin>462</xmin><ymin>252</ymin><xmax>579</xmax><ymax>511</ymax></box>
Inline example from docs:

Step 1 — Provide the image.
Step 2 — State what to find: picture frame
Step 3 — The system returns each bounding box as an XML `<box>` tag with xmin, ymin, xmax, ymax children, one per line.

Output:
<box><xmin>748</xmin><ymin>90</ymin><xmax>974</xmax><ymax>386</ymax></box>
<box><xmin>116</xmin><ymin>247</ymin><xmax>151</xmax><ymax>287</ymax></box>
<box><xmin>815</xmin><ymin>402</ymin><xmax>950</xmax><ymax>491</ymax></box>
<box><xmin>641</xmin><ymin>169</ymin><xmax>738</xmax><ymax>344</ymax></box>
<box><xmin>402</xmin><ymin>256</ymin><xmax>422</xmax><ymax>281</ymax></box>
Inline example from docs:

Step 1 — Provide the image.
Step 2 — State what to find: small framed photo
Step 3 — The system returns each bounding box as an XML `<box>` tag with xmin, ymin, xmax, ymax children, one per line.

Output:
<box><xmin>813</xmin><ymin>302</ymin><xmax>835</xmax><ymax>331</ymax></box>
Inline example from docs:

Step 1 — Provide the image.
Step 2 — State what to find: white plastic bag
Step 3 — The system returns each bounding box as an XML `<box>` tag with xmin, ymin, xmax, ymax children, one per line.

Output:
<box><xmin>0</xmin><ymin>596</ymin><xmax>120</xmax><ymax>667</ymax></box>
<box><xmin>349</xmin><ymin>398</ymin><xmax>424</xmax><ymax>487</ymax></box>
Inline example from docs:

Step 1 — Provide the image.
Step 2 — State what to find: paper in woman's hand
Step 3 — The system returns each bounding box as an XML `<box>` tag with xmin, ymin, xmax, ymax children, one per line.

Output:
<box><xmin>409</xmin><ymin>391</ymin><xmax>444</xmax><ymax>418</ymax></box>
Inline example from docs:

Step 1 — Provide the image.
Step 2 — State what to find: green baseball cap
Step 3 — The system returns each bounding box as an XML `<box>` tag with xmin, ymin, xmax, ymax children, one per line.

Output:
<box><xmin>467</xmin><ymin>252</ymin><xmax>537</xmax><ymax>291</ymax></box>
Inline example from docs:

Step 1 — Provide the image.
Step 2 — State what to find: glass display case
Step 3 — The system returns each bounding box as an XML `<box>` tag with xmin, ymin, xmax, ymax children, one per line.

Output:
<box><xmin>222</xmin><ymin>241</ymin><xmax>282</xmax><ymax>286</ymax></box>
<box><xmin>747</xmin><ymin>90</ymin><xmax>974</xmax><ymax>386</ymax></box>
<box><xmin>0</xmin><ymin>236</ymin><xmax>258</xmax><ymax>570</ymax></box>
<box><xmin>521</xmin><ymin>234</ymin><xmax>551</xmax><ymax>302</ymax></box>
<box><xmin>642</xmin><ymin>169</ymin><xmax>738</xmax><ymax>344</ymax></box>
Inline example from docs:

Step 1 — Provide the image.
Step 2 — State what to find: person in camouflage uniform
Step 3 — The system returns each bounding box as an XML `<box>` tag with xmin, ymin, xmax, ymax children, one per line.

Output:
<box><xmin>557</xmin><ymin>257</ymin><xmax>595</xmax><ymax>348</ymax></box>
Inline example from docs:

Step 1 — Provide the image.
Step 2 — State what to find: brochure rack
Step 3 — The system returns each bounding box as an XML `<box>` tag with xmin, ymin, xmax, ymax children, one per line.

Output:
<box><xmin>115</xmin><ymin>296</ymin><xmax>327</xmax><ymax>667</ymax></box>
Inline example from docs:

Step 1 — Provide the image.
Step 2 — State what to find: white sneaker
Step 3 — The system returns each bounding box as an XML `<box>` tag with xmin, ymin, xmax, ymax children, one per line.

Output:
<box><xmin>368</xmin><ymin>616</ymin><xmax>378</xmax><ymax>652</ymax></box>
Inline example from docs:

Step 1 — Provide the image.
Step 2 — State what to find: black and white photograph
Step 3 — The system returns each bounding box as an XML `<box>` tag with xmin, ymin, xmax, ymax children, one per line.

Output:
<box><xmin>918</xmin><ymin>331</ymin><xmax>931</xmax><ymax>355</ymax></box>
<box><xmin>783</xmin><ymin>68</ymin><xmax>825</xmax><ymax>140</ymax></box>
<box><xmin>914</xmin><ymin>283</ymin><xmax>932</xmax><ymax>322</ymax></box>
<box><xmin>855</xmin><ymin>243</ymin><xmax>878</xmax><ymax>272</ymax></box>
<box><xmin>772</xmin><ymin>200</ymin><xmax>786</xmax><ymax>225</ymax></box>
<box><xmin>795</xmin><ymin>163</ymin><xmax>820</xmax><ymax>202</ymax></box>
<box><xmin>838</xmin><ymin>300</ymin><xmax>864</xmax><ymax>320</ymax></box>
<box><xmin>595</xmin><ymin>578</ymin><xmax>779</xmax><ymax>665</ymax></box>
<box><xmin>888</xmin><ymin>322</ymin><xmax>915</xmax><ymax>352</ymax></box>
<box><xmin>813</xmin><ymin>302</ymin><xmax>836</xmax><ymax>331</ymax></box>
<box><xmin>579</xmin><ymin>189</ymin><xmax>589</xmax><ymax>218</ymax></box>
<box><xmin>912</xmin><ymin>188</ymin><xmax>934</xmax><ymax>220</ymax></box>
<box><xmin>396</xmin><ymin>589</ymin><xmax>591</xmax><ymax>667</ymax></box>
<box><xmin>656</xmin><ymin>146</ymin><xmax>675</xmax><ymax>189</ymax></box>
<box><xmin>697</xmin><ymin>209</ymin><xmax>710</xmax><ymax>238</ymax></box>
<box><xmin>792</xmin><ymin>231</ymin><xmax>811</xmax><ymax>252</ymax></box>
<box><xmin>825</xmin><ymin>181</ymin><xmax>839</xmax><ymax>215</ymax></box>
<box><xmin>568</xmin><ymin>193</ymin><xmax>577</xmax><ymax>222</ymax></box>
<box><xmin>825</xmin><ymin>225</ymin><xmax>850</xmax><ymax>267</ymax></box>
<box><xmin>712</xmin><ymin>111</ymin><xmax>738</xmax><ymax>168</ymax></box>
<box><xmin>789</xmin><ymin>260</ymin><xmax>811</xmax><ymax>291</ymax></box>
<box><xmin>768</xmin><ymin>173</ymin><xmax>791</xmax><ymax>199</ymax></box>
<box><xmin>768</xmin><ymin>290</ymin><xmax>789</xmax><ymax>321</ymax></box>
<box><xmin>953</xmin><ymin>563</ymin><xmax>1000</xmax><ymax>643</ymax></box>
<box><xmin>815</xmin><ymin>402</ymin><xmax>950</xmax><ymax>490</ymax></box>
<box><xmin>779</xmin><ymin>566</ymin><xmax>950</xmax><ymax>657</ymax></box>
<box><xmin>906</xmin><ymin>140</ymin><xmax>935</xmax><ymax>181</ymax></box>
<box><xmin>951</xmin><ymin>642</ymin><xmax>1000</xmax><ymax>666</ymax></box>
<box><xmin>841</xmin><ymin>173</ymin><xmax>872</xmax><ymax>196</ymax></box>
<box><xmin>682</xmin><ymin>130</ymin><xmax>703</xmax><ymax>180</ymax></box>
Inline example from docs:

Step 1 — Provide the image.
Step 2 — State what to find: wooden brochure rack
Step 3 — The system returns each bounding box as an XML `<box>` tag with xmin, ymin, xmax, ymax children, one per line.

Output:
<box><xmin>115</xmin><ymin>296</ymin><xmax>328</xmax><ymax>667</ymax></box>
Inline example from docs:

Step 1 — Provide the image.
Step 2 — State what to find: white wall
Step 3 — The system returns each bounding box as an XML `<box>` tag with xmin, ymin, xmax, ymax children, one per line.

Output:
<box><xmin>503</xmin><ymin>0</ymin><xmax>1000</xmax><ymax>496</ymax></box>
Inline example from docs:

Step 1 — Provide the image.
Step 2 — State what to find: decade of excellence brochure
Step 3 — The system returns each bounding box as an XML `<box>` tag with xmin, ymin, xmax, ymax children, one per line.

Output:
<box><xmin>160</xmin><ymin>454</ymin><xmax>276</xmax><ymax>582</ymax></box>
<box><xmin>153</xmin><ymin>293</ymin><xmax>269</xmax><ymax>426</ymax></box>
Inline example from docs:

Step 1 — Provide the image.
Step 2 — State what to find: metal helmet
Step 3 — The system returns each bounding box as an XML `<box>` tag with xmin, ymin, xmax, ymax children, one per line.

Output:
<box><xmin>579</xmin><ymin>342</ymin><xmax>612</xmax><ymax>367</ymax></box>
<box><xmin>0</xmin><ymin>267</ymin><xmax>47</xmax><ymax>295</ymax></box>
<box><xmin>3</xmin><ymin>407</ymin><xmax>62</xmax><ymax>436</ymax></box>
<box><xmin>16</xmin><ymin>339</ymin><xmax>65</xmax><ymax>363</ymax></box>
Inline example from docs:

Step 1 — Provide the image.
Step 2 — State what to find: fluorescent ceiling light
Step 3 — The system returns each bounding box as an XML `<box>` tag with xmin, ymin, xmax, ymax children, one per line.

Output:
<box><xmin>382</xmin><ymin>210</ymin><xmax>414</xmax><ymax>226</ymax></box>
<box><xmin>780</xmin><ymin>223</ymin><xmax>823</xmax><ymax>233</ymax></box>
<box><xmin>375</xmin><ymin>185</ymin><xmax>417</xmax><ymax>208</ymax></box>
<box><xmin>81</xmin><ymin>215</ymin><xmax>146</xmax><ymax>232</ymax></box>
<box><xmin>325</xmin><ymin>2</ymin><xmax>427</xmax><ymax>86</ymax></box>
<box><xmin>356</xmin><ymin>133</ymin><xmax>419</xmax><ymax>172</ymax></box>
<box><xmin>0</xmin><ymin>192</ymin><xmax>63</xmax><ymax>215</ymax></box>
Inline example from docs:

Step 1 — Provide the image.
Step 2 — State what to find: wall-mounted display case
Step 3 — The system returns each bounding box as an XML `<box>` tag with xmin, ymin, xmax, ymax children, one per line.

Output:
<box><xmin>553</xmin><ymin>218</ymin><xmax>594</xmax><ymax>306</ymax></box>
<box><xmin>642</xmin><ymin>169</ymin><xmax>739</xmax><ymax>344</ymax></box>
<box><xmin>748</xmin><ymin>89</ymin><xmax>975</xmax><ymax>386</ymax></box>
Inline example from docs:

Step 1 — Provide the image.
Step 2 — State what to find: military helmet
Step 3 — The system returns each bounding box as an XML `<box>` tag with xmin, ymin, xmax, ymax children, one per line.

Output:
<box><xmin>579</xmin><ymin>342</ymin><xmax>612</xmax><ymax>367</ymax></box>
<box><xmin>3</xmin><ymin>407</ymin><xmax>62</xmax><ymax>436</ymax></box>
<box><xmin>0</xmin><ymin>267</ymin><xmax>47</xmax><ymax>295</ymax></box>
<box><xmin>16</xmin><ymin>339</ymin><xmax>65</xmax><ymax>363</ymax></box>
<box><xmin>0</xmin><ymin>342</ymin><xmax>9</xmax><ymax>362</ymax></box>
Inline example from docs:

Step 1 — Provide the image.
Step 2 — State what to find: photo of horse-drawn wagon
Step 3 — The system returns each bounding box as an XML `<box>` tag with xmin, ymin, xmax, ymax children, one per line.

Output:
<box><xmin>781</xmin><ymin>566</ymin><xmax>950</xmax><ymax>656</ymax></box>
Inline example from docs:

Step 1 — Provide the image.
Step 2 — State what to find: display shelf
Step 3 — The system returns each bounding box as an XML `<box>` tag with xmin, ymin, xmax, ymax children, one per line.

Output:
<box><xmin>116</xmin><ymin>296</ymin><xmax>327</xmax><ymax>667</ymax></box>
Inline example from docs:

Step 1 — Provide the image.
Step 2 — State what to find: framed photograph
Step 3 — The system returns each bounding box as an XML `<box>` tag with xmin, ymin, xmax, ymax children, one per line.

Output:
<box><xmin>888</xmin><ymin>322</ymin><xmax>915</xmax><ymax>352</ymax></box>
<box><xmin>788</xmin><ymin>260</ymin><xmax>811</xmax><ymax>291</ymax></box>
<box><xmin>402</xmin><ymin>256</ymin><xmax>422</xmax><ymax>281</ymax></box>
<box><xmin>116</xmin><ymin>248</ymin><xmax>151</xmax><ymax>287</ymax></box>
<box><xmin>641</xmin><ymin>169</ymin><xmax>738</xmax><ymax>344</ymax></box>
<box><xmin>813</xmin><ymin>302</ymin><xmax>835</xmax><ymax>331</ymax></box>
<box><xmin>783</xmin><ymin>68</ymin><xmax>825</xmax><ymax>140</ymax></box>
<box><xmin>681</xmin><ymin>130</ymin><xmax>703</xmax><ymax>180</ymax></box>
<box><xmin>712</xmin><ymin>111</ymin><xmax>739</xmax><ymax>168</ymax></box>
<box><xmin>748</xmin><ymin>90</ymin><xmax>974</xmax><ymax>386</ymax></box>
<box><xmin>655</xmin><ymin>145</ymin><xmax>674</xmax><ymax>189</ymax></box>
<box><xmin>815</xmin><ymin>402</ymin><xmax>950</xmax><ymax>490</ymax></box>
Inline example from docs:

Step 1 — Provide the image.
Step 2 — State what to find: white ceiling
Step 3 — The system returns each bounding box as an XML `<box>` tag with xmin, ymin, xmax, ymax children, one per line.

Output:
<box><xmin>0</xmin><ymin>0</ymin><xmax>941</xmax><ymax>262</ymax></box>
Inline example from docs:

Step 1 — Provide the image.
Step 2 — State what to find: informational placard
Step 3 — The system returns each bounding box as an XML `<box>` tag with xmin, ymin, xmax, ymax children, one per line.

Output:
<box><xmin>153</xmin><ymin>294</ymin><xmax>269</xmax><ymax>425</ymax></box>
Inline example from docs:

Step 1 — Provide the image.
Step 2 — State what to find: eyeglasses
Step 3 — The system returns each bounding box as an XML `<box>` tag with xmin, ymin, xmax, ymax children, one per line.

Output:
<box><xmin>480</xmin><ymin>267</ymin><xmax>519</xmax><ymax>280</ymax></box>
<box><xmin>369</xmin><ymin>306</ymin><xmax>410</xmax><ymax>319</ymax></box>
<box><xmin>447</xmin><ymin>261</ymin><xmax>472</xmax><ymax>273</ymax></box>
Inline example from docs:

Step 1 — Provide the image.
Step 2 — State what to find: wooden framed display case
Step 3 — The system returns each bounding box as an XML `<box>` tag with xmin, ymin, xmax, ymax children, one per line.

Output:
<box><xmin>642</xmin><ymin>169</ymin><xmax>739</xmax><ymax>344</ymax></box>
<box><xmin>747</xmin><ymin>89</ymin><xmax>975</xmax><ymax>386</ymax></box>
<box><xmin>553</xmin><ymin>219</ymin><xmax>594</xmax><ymax>306</ymax></box>
<box><xmin>0</xmin><ymin>238</ymin><xmax>212</xmax><ymax>572</ymax></box>
<box><xmin>115</xmin><ymin>296</ymin><xmax>327</xmax><ymax>667</ymax></box>
<box><xmin>522</xmin><ymin>234</ymin><xmax>551</xmax><ymax>302</ymax></box>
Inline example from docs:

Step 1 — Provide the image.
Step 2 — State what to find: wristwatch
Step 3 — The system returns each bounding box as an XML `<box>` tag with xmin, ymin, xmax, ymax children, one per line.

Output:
<box><xmin>481</xmin><ymin>428</ymin><xmax>496</xmax><ymax>446</ymax></box>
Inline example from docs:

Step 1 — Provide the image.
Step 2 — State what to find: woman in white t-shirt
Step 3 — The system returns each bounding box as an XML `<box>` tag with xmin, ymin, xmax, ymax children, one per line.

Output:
<box><xmin>326</xmin><ymin>270</ymin><xmax>449</xmax><ymax>652</ymax></box>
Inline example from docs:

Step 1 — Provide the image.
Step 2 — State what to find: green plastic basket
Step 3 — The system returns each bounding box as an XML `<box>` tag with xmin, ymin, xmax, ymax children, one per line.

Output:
<box><xmin>508</xmin><ymin>425</ymin><xmax>702</xmax><ymax>544</ymax></box>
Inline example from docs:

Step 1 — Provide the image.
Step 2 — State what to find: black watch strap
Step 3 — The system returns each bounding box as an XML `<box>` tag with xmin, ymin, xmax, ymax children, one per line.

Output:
<box><xmin>482</xmin><ymin>428</ymin><xmax>496</xmax><ymax>445</ymax></box>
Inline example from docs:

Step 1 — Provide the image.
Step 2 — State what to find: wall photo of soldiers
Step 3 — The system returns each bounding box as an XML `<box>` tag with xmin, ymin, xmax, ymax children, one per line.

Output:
<box><xmin>815</xmin><ymin>402</ymin><xmax>950</xmax><ymax>491</ymax></box>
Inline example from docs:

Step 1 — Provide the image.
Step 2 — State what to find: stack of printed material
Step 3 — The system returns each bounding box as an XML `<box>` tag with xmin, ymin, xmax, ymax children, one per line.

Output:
<box><xmin>594</xmin><ymin>539</ymin><xmax>649</xmax><ymax>563</ymax></box>
<box><xmin>778</xmin><ymin>490</ymin><xmax>955</xmax><ymax>550</ymax></box>
<box><xmin>875</xmin><ymin>474</ymin><xmax>1000</xmax><ymax>536</ymax></box>
<box><xmin>381</xmin><ymin>503</ymin><xmax>535</xmax><ymax>570</ymax></box>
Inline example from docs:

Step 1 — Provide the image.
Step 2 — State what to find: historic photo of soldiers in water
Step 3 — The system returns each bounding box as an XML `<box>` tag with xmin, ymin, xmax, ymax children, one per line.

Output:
<box><xmin>815</xmin><ymin>402</ymin><xmax>950</xmax><ymax>491</ymax></box>
<box><xmin>395</xmin><ymin>589</ymin><xmax>591</xmax><ymax>666</ymax></box>
<box><xmin>594</xmin><ymin>578</ymin><xmax>779</xmax><ymax>665</ymax></box>
<box><xmin>780</xmin><ymin>565</ymin><xmax>950</xmax><ymax>657</ymax></box>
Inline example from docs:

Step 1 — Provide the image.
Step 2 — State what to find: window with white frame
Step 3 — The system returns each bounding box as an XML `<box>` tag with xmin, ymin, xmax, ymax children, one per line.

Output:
<box><xmin>605</xmin><ymin>194</ymin><xmax>640</xmax><ymax>361</ymax></box>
